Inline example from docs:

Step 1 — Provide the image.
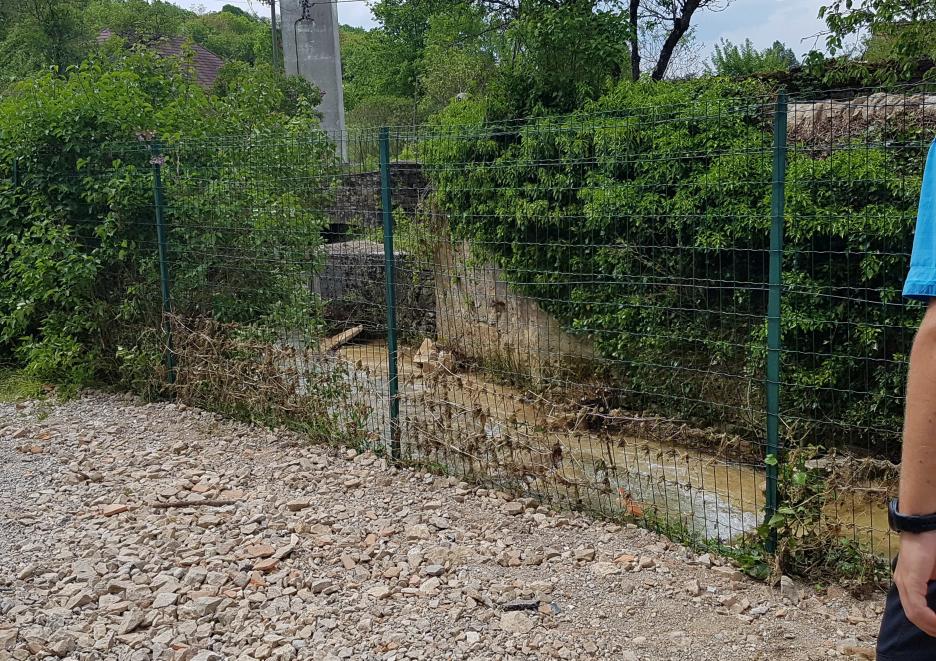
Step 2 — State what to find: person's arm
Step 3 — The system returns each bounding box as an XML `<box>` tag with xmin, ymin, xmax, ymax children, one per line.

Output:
<box><xmin>893</xmin><ymin>140</ymin><xmax>936</xmax><ymax>635</ymax></box>
<box><xmin>895</xmin><ymin>299</ymin><xmax>936</xmax><ymax>636</ymax></box>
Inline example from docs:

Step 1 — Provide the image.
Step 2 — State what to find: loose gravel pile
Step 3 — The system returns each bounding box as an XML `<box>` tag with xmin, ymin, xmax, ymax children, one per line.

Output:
<box><xmin>0</xmin><ymin>392</ymin><xmax>882</xmax><ymax>660</ymax></box>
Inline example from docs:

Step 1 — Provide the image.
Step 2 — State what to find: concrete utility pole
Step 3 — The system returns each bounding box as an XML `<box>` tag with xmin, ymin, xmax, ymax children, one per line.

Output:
<box><xmin>280</xmin><ymin>0</ymin><xmax>347</xmax><ymax>160</ymax></box>
<box><xmin>270</xmin><ymin>0</ymin><xmax>279</xmax><ymax>71</ymax></box>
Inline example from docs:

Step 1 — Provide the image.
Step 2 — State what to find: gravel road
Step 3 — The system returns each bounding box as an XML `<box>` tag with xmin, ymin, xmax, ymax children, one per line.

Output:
<box><xmin>0</xmin><ymin>392</ymin><xmax>881</xmax><ymax>660</ymax></box>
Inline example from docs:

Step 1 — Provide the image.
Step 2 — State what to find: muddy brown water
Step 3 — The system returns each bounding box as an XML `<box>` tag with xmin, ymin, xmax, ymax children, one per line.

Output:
<box><xmin>337</xmin><ymin>340</ymin><xmax>894</xmax><ymax>558</ymax></box>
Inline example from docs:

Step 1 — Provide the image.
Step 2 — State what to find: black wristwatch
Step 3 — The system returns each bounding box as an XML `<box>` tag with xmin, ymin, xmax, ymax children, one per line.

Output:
<box><xmin>888</xmin><ymin>498</ymin><xmax>936</xmax><ymax>533</ymax></box>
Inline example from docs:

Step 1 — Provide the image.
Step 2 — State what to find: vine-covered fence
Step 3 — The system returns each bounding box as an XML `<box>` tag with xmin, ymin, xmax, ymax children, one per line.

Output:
<box><xmin>3</xmin><ymin>83</ymin><xmax>934</xmax><ymax>580</ymax></box>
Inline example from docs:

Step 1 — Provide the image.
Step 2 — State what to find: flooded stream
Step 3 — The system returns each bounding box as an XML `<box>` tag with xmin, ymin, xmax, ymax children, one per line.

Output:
<box><xmin>336</xmin><ymin>339</ymin><xmax>894</xmax><ymax>557</ymax></box>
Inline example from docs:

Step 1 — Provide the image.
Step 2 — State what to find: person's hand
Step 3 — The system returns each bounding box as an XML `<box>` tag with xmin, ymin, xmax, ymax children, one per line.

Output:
<box><xmin>895</xmin><ymin>531</ymin><xmax>936</xmax><ymax>636</ymax></box>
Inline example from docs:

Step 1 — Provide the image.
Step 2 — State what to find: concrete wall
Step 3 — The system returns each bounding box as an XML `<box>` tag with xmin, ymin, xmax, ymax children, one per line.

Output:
<box><xmin>312</xmin><ymin>240</ymin><xmax>435</xmax><ymax>339</ymax></box>
<box><xmin>433</xmin><ymin>239</ymin><xmax>595</xmax><ymax>383</ymax></box>
<box><xmin>280</xmin><ymin>0</ymin><xmax>347</xmax><ymax>159</ymax></box>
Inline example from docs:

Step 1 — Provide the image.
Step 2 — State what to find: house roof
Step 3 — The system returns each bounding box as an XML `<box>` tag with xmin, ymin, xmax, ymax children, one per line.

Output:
<box><xmin>97</xmin><ymin>29</ymin><xmax>225</xmax><ymax>89</ymax></box>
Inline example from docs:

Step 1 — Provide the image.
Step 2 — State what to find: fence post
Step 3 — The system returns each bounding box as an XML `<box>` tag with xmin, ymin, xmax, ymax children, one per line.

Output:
<box><xmin>765</xmin><ymin>91</ymin><xmax>788</xmax><ymax>553</ymax></box>
<box><xmin>11</xmin><ymin>157</ymin><xmax>19</xmax><ymax>188</ymax></box>
<box><xmin>150</xmin><ymin>140</ymin><xmax>176</xmax><ymax>386</ymax></box>
<box><xmin>379</xmin><ymin>127</ymin><xmax>401</xmax><ymax>461</ymax></box>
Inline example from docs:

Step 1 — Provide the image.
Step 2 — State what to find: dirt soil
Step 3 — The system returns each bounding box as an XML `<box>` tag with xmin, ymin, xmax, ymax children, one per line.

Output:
<box><xmin>0</xmin><ymin>392</ymin><xmax>882</xmax><ymax>660</ymax></box>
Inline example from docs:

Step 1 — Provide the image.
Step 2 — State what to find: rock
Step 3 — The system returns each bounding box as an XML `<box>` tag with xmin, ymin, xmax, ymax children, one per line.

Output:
<box><xmin>504</xmin><ymin>600</ymin><xmax>540</xmax><ymax>611</ymax></box>
<box><xmin>591</xmin><ymin>562</ymin><xmax>621</xmax><ymax>577</ymax></box>
<box><xmin>65</xmin><ymin>590</ymin><xmax>96</xmax><ymax>609</ymax></box>
<box><xmin>48</xmin><ymin>633</ymin><xmax>76</xmax><ymax>657</ymax></box>
<box><xmin>780</xmin><ymin>575</ymin><xmax>800</xmax><ymax>603</ymax></box>
<box><xmin>190</xmin><ymin>652</ymin><xmax>224</xmax><ymax>661</ymax></box>
<box><xmin>685</xmin><ymin>579</ymin><xmax>701</xmax><ymax>597</ymax></box>
<box><xmin>253</xmin><ymin>558</ymin><xmax>278</xmax><ymax>572</ymax></box>
<box><xmin>423</xmin><ymin>564</ymin><xmax>445</xmax><ymax>577</ymax></box>
<box><xmin>192</xmin><ymin>596</ymin><xmax>225</xmax><ymax>617</ymax></box>
<box><xmin>502</xmin><ymin>502</ymin><xmax>524</xmax><ymax>516</ymax></box>
<box><xmin>499</xmin><ymin>611</ymin><xmax>535</xmax><ymax>635</ymax></box>
<box><xmin>637</xmin><ymin>556</ymin><xmax>655</xmax><ymax>569</ymax></box>
<box><xmin>152</xmin><ymin>593</ymin><xmax>178</xmax><ymax>608</ymax></box>
<box><xmin>310</xmin><ymin>579</ymin><xmax>335</xmax><ymax>594</ymax></box>
<box><xmin>286</xmin><ymin>499</ymin><xmax>310</xmax><ymax>511</ymax></box>
<box><xmin>245</xmin><ymin>544</ymin><xmax>275</xmax><ymax>559</ymax></box>
<box><xmin>574</xmin><ymin>548</ymin><xmax>596</xmax><ymax>562</ymax></box>
<box><xmin>101</xmin><ymin>503</ymin><xmax>129</xmax><ymax>517</ymax></box>
<box><xmin>842</xmin><ymin>646</ymin><xmax>875</xmax><ymax>660</ymax></box>
<box><xmin>713</xmin><ymin>566</ymin><xmax>744</xmax><ymax>582</ymax></box>
<box><xmin>118</xmin><ymin>610</ymin><xmax>145</xmax><ymax>635</ymax></box>
<box><xmin>420</xmin><ymin>577</ymin><xmax>441</xmax><ymax>592</ymax></box>
<box><xmin>405</xmin><ymin>524</ymin><xmax>432</xmax><ymax>540</ymax></box>
<box><xmin>367</xmin><ymin>585</ymin><xmax>392</xmax><ymax>600</ymax></box>
<box><xmin>0</xmin><ymin>628</ymin><xmax>18</xmax><ymax>651</ymax></box>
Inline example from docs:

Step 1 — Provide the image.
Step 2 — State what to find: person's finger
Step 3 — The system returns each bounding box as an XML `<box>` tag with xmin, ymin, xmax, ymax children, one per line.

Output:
<box><xmin>896</xmin><ymin>577</ymin><xmax>936</xmax><ymax>637</ymax></box>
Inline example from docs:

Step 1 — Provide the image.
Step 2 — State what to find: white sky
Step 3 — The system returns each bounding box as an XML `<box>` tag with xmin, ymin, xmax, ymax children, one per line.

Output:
<box><xmin>170</xmin><ymin>0</ymin><xmax>829</xmax><ymax>60</ymax></box>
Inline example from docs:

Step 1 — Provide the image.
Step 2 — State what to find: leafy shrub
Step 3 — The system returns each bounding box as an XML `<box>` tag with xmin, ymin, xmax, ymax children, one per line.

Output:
<box><xmin>0</xmin><ymin>48</ymin><xmax>334</xmax><ymax>394</ymax></box>
<box><xmin>424</xmin><ymin>77</ymin><xmax>923</xmax><ymax>456</ymax></box>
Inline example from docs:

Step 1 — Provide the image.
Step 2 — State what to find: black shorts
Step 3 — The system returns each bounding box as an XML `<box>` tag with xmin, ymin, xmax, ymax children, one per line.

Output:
<box><xmin>877</xmin><ymin>580</ymin><xmax>936</xmax><ymax>660</ymax></box>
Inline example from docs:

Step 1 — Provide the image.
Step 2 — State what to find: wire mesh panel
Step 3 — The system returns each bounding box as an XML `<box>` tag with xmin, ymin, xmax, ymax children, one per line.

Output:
<box><xmin>379</xmin><ymin>93</ymin><xmax>779</xmax><ymax>549</ymax></box>
<box><xmin>782</xmin><ymin>87</ymin><xmax>936</xmax><ymax>566</ymax></box>
<box><xmin>7</xmin><ymin>82</ymin><xmax>936</xmax><ymax>579</ymax></box>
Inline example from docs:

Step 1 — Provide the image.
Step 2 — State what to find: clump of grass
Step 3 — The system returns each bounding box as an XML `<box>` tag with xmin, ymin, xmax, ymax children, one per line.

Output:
<box><xmin>0</xmin><ymin>368</ymin><xmax>45</xmax><ymax>403</ymax></box>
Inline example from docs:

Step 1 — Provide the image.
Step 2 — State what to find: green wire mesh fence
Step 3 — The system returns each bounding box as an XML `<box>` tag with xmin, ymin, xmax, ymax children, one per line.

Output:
<box><xmin>4</xmin><ymin>85</ymin><xmax>935</xmax><ymax>577</ymax></box>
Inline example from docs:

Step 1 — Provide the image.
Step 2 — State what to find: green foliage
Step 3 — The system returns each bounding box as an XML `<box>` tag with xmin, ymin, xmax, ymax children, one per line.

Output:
<box><xmin>0</xmin><ymin>48</ymin><xmax>332</xmax><ymax>392</ymax></box>
<box><xmin>83</xmin><ymin>0</ymin><xmax>191</xmax><ymax>38</ymax></box>
<box><xmin>182</xmin><ymin>8</ymin><xmax>272</xmax><ymax>65</ymax></box>
<box><xmin>760</xmin><ymin>447</ymin><xmax>889</xmax><ymax>588</ymax></box>
<box><xmin>425</xmin><ymin>77</ymin><xmax>920</xmax><ymax>454</ymax></box>
<box><xmin>502</xmin><ymin>0</ymin><xmax>632</xmax><ymax>113</ymax></box>
<box><xmin>0</xmin><ymin>0</ymin><xmax>278</xmax><ymax>93</ymax></box>
<box><xmin>820</xmin><ymin>0</ymin><xmax>936</xmax><ymax>75</ymax></box>
<box><xmin>0</xmin><ymin>0</ymin><xmax>92</xmax><ymax>83</ymax></box>
<box><xmin>0</xmin><ymin>369</ymin><xmax>45</xmax><ymax>403</ymax></box>
<box><xmin>710</xmin><ymin>39</ymin><xmax>799</xmax><ymax>77</ymax></box>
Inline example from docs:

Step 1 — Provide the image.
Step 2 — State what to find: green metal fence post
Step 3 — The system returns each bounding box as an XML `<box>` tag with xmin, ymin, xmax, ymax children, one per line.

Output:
<box><xmin>379</xmin><ymin>127</ymin><xmax>401</xmax><ymax>461</ymax></box>
<box><xmin>151</xmin><ymin>140</ymin><xmax>176</xmax><ymax>386</ymax></box>
<box><xmin>11</xmin><ymin>157</ymin><xmax>19</xmax><ymax>188</ymax></box>
<box><xmin>765</xmin><ymin>91</ymin><xmax>788</xmax><ymax>553</ymax></box>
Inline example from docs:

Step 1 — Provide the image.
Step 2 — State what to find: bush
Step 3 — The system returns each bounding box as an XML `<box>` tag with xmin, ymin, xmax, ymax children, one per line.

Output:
<box><xmin>0</xmin><ymin>48</ymin><xmax>334</xmax><ymax>394</ymax></box>
<box><xmin>424</xmin><ymin>77</ymin><xmax>921</xmax><ymax>456</ymax></box>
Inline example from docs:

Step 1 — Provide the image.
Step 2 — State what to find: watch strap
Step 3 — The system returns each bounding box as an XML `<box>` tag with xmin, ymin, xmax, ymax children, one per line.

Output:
<box><xmin>889</xmin><ymin>498</ymin><xmax>936</xmax><ymax>533</ymax></box>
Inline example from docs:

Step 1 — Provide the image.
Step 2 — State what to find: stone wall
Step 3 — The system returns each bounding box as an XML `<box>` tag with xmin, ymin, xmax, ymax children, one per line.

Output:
<box><xmin>788</xmin><ymin>92</ymin><xmax>936</xmax><ymax>145</ymax></box>
<box><xmin>312</xmin><ymin>240</ymin><xmax>435</xmax><ymax>339</ymax></box>
<box><xmin>330</xmin><ymin>163</ymin><xmax>428</xmax><ymax>231</ymax></box>
<box><xmin>433</xmin><ymin>240</ymin><xmax>595</xmax><ymax>383</ymax></box>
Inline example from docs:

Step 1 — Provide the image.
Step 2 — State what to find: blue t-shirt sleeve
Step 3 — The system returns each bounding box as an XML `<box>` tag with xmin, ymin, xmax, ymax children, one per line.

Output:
<box><xmin>904</xmin><ymin>140</ymin><xmax>936</xmax><ymax>300</ymax></box>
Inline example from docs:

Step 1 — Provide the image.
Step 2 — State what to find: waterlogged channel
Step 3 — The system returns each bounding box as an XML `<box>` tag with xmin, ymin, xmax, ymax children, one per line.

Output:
<box><xmin>336</xmin><ymin>340</ymin><xmax>894</xmax><ymax>558</ymax></box>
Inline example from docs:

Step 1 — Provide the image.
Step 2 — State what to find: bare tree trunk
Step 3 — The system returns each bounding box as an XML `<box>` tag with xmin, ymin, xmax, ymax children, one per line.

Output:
<box><xmin>629</xmin><ymin>0</ymin><xmax>641</xmax><ymax>81</ymax></box>
<box><xmin>650</xmin><ymin>0</ymin><xmax>701</xmax><ymax>80</ymax></box>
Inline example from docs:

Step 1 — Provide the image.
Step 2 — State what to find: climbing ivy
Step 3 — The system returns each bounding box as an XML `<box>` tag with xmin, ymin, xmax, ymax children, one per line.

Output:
<box><xmin>424</xmin><ymin>78</ymin><xmax>923</xmax><ymax>456</ymax></box>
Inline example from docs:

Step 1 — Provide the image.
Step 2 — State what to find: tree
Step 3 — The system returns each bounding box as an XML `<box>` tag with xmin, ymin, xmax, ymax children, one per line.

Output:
<box><xmin>83</xmin><ymin>0</ymin><xmax>192</xmax><ymax>38</ymax></box>
<box><xmin>628</xmin><ymin>0</ymin><xmax>735</xmax><ymax>81</ymax></box>
<box><xmin>0</xmin><ymin>0</ymin><xmax>91</xmax><ymax>77</ymax></box>
<box><xmin>820</xmin><ymin>0</ymin><xmax>936</xmax><ymax>64</ymax></box>
<box><xmin>709</xmin><ymin>38</ymin><xmax>799</xmax><ymax>77</ymax></box>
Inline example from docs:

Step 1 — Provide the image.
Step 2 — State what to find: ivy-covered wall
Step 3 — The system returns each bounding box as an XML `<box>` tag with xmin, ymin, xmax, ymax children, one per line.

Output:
<box><xmin>423</xmin><ymin>78</ymin><xmax>927</xmax><ymax>456</ymax></box>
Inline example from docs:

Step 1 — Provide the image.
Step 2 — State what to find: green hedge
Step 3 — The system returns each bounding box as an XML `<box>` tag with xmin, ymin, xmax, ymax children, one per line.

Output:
<box><xmin>0</xmin><ymin>49</ymin><xmax>332</xmax><ymax>391</ymax></box>
<box><xmin>424</xmin><ymin>78</ymin><xmax>924</xmax><ymax>456</ymax></box>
